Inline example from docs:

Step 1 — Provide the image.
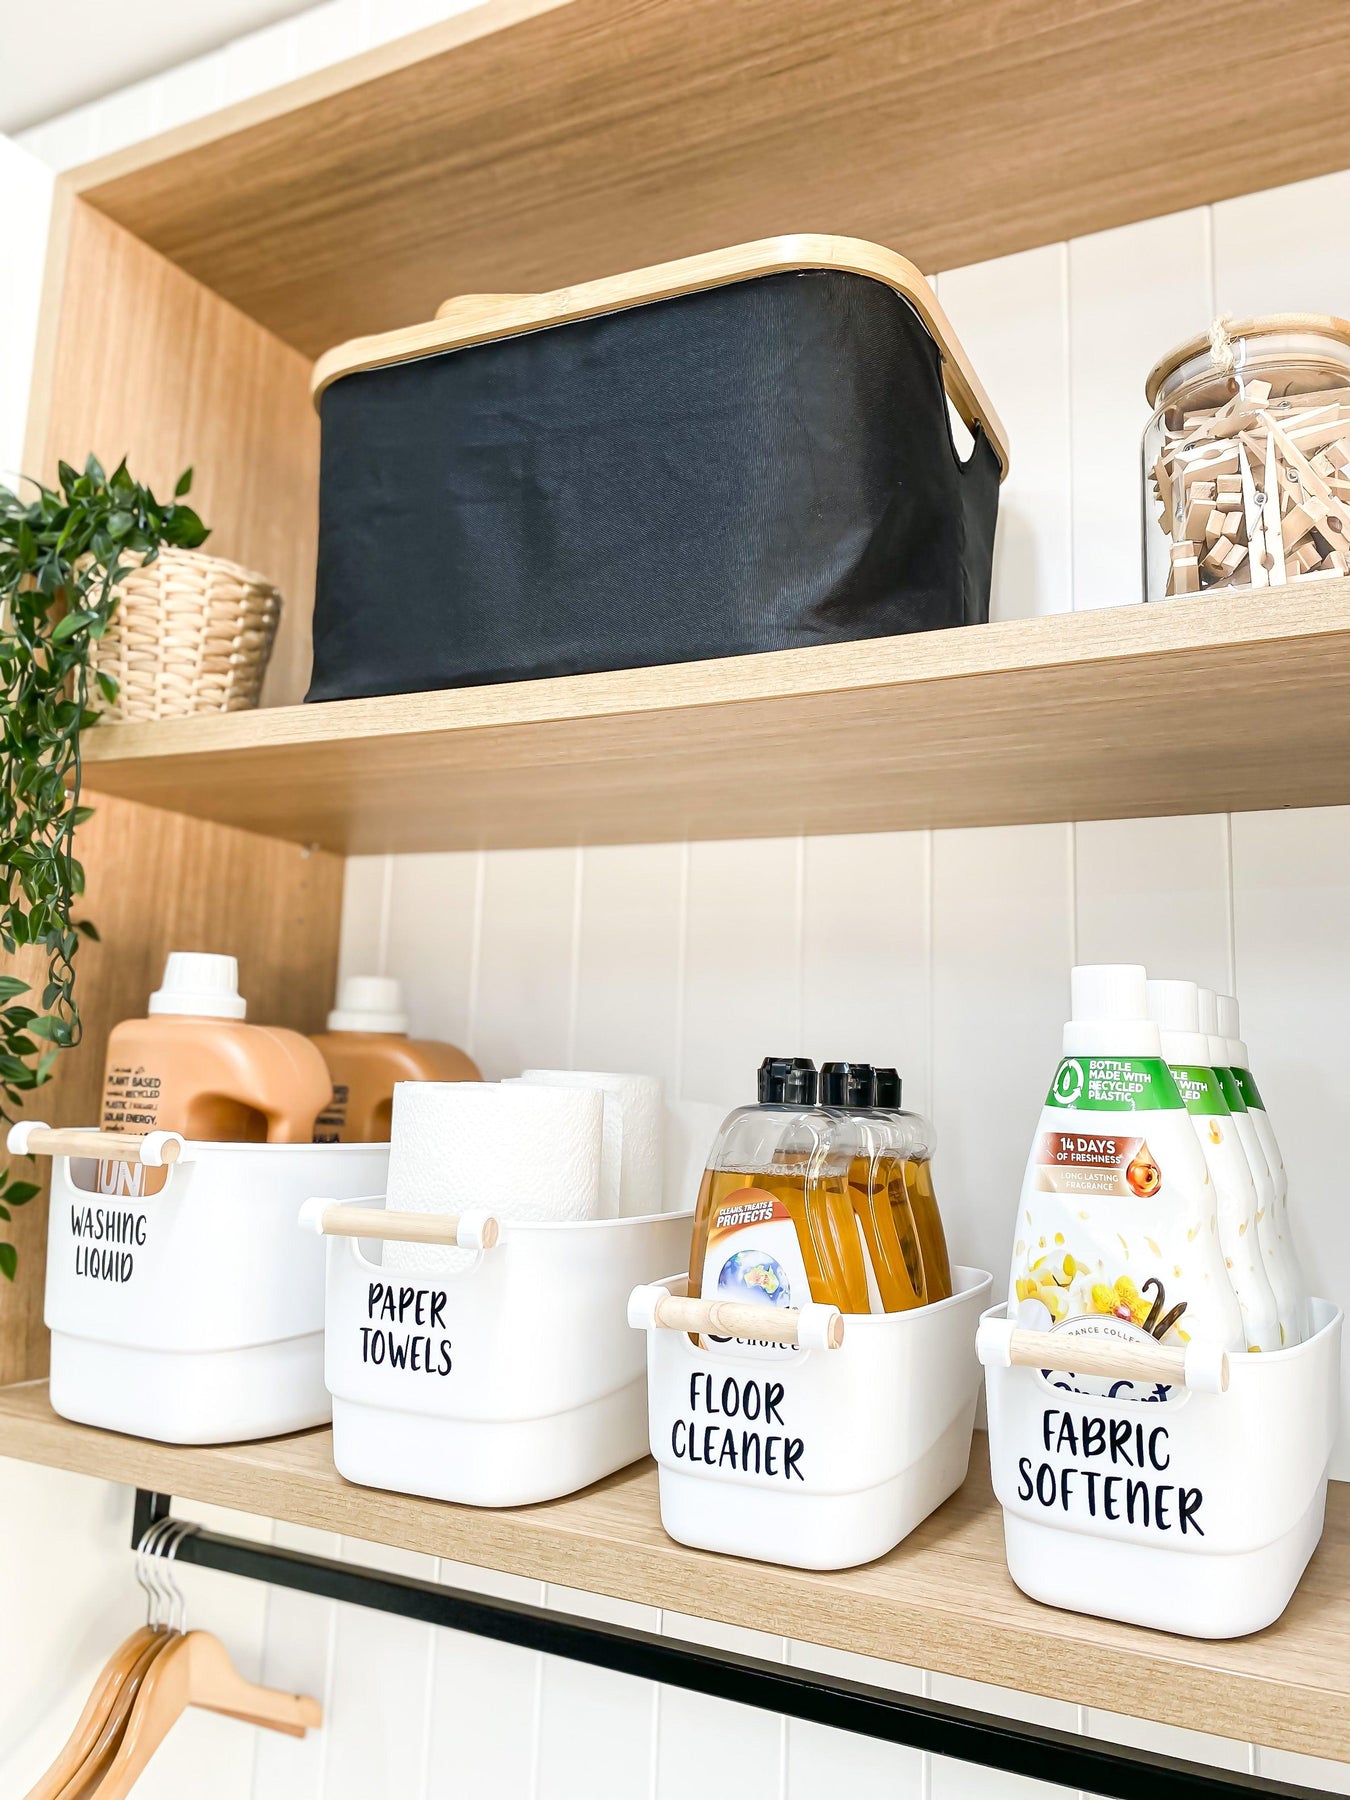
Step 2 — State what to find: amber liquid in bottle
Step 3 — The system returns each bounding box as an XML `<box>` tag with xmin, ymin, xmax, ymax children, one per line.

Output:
<box><xmin>688</xmin><ymin>1163</ymin><xmax>871</xmax><ymax>1313</ymax></box>
<box><xmin>849</xmin><ymin>1150</ymin><xmax>927</xmax><ymax>1310</ymax></box>
<box><xmin>902</xmin><ymin>1153</ymin><xmax>952</xmax><ymax>1300</ymax></box>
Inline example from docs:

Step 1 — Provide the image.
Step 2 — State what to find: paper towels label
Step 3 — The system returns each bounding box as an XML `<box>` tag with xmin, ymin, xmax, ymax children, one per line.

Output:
<box><xmin>699</xmin><ymin>1187</ymin><xmax>812</xmax><ymax>1363</ymax></box>
<box><xmin>361</xmin><ymin>1279</ymin><xmax>454</xmax><ymax>1378</ymax></box>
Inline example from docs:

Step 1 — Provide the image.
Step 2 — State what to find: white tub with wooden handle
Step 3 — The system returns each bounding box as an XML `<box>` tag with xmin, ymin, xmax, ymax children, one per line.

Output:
<box><xmin>21</xmin><ymin>1123</ymin><xmax>389</xmax><ymax>1444</ymax></box>
<box><xmin>630</xmin><ymin>1266</ymin><xmax>993</xmax><ymax>1570</ymax></box>
<box><xmin>977</xmin><ymin>1300</ymin><xmax>1343</xmax><ymax>1638</ymax></box>
<box><xmin>310</xmin><ymin>1196</ymin><xmax>692</xmax><ymax>1507</ymax></box>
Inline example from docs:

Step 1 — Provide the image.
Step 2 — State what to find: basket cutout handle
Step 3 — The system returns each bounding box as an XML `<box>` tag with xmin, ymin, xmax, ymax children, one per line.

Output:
<box><xmin>300</xmin><ymin>1199</ymin><xmax>499</xmax><ymax>1252</ymax></box>
<box><xmin>7</xmin><ymin>1122</ymin><xmax>185</xmax><ymax>1168</ymax></box>
<box><xmin>628</xmin><ymin>1284</ymin><xmax>844</xmax><ymax>1350</ymax></box>
<box><xmin>977</xmin><ymin>1318</ymin><xmax>1229</xmax><ymax>1395</ymax></box>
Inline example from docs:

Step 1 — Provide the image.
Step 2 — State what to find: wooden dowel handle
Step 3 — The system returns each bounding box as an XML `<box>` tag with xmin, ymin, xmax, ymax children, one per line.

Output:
<box><xmin>639</xmin><ymin>1290</ymin><xmax>845</xmax><ymax>1349</ymax></box>
<box><xmin>6</xmin><ymin>1123</ymin><xmax>184</xmax><ymax>1166</ymax></box>
<box><xmin>313</xmin><ymin>1204</ymin><xmax>500</xmax><ymax>1250</ymax></box>
<box><xmin>988</xmin><ymin>1324</ymin><xmax>1229</xmax><ymax>1394</ymax></box>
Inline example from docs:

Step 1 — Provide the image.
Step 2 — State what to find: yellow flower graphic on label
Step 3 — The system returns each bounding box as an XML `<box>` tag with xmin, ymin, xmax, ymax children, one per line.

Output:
<box><xmin>1090</xmin><ymin>1276</ymin><xmax>1150</xmax><ymax>1326</ymax></box>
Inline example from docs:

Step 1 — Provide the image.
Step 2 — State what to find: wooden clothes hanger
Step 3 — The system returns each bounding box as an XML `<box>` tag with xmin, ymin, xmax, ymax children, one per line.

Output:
<box><xmin>88</xmin><ymin>1629</ymin><xmax>321</xmax><ymax>1798</ymax></box>
<box><xmin>24</xmin><ymin>1628</ymin><xmax>161</xmax><ymax>1800</ymax></box>
<box><xmin>54</xmin><ymin>1633</ymin><xmax>175</xmax><ymax>1800</ymax></box>
<box><xmin>27</xmin><ymin>1512</ymin><xmax>187</xmax><ymax>1800</ymax></box>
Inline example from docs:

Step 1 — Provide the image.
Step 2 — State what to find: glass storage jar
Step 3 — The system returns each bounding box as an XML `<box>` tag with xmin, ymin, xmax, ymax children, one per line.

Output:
<box><xmin>1142</xmin><ymin>314</ymin><xmax>1350</xmax><ymax>602</ymax></box>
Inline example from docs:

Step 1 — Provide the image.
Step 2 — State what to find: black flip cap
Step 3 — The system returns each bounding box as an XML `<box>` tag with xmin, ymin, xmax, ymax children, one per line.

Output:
<box><xmin>873</xmin><ymin>1067</ymin><xmax>902</xmax><ymax>1107</ymax></box>
<box><xmin>783</xmin><ymin>1064</ymin><xmax>819</xmax><ymax>1105</ymax></box>
<box><xmin>759</xmin><ymin>1056</ymin><xmax>816</xmax><ymax>1104</ymax></box>
<box><xmin>820</xmin><ymin>1061</ymin><xmax>876</xmax><ymax>1107</ymax></box>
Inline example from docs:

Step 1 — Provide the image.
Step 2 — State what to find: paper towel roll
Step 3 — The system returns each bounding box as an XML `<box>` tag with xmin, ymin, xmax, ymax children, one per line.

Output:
<box><xmin>518</xmin><ymin>1071</ymin><xmax>664</xmax><ymax>1218</ymax></box>
<box><xmin>382</xmin><ymin>1080</ymin><xmax>604</xmax><ymax>1274</ymax></box>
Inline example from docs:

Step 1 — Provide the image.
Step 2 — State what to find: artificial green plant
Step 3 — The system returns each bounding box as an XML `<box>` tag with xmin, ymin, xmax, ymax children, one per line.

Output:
<box><xmin>0</xmin><ymin>456</ymin><xmax>207</xmax><ymax>1278</ymax></box>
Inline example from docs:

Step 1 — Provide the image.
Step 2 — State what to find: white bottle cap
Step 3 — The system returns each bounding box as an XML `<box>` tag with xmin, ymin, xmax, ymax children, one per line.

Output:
<box><xmin>1216</xmin><ymin>993</ymin><xmax>1241</xmax><ymax>1039</ymax></box>
<box><xmin>1064</xmin><ymin>964</ymin><xmax>1157</xmax><ymax>1057</ymax></box>
<box><xmin>1146</xmin><ymin>979</ymin><xmax>1200</xmax><ymax>1034</ymax></box>
<box><xmin>1071</xmin><ymin>964</ymin><xmax>1148</xmax><ymax>1023</ymax></box>
<box><xmin>148</xmin><ymin>951</ymin><xmax>246</xmax><ymax>1020</ymax></box>
<box><xmin>1197</xmin><ymin>987</ymin><xmax>1219</xmax><ymax>1034</ymax></box>
<box><xmin>328</xmin><ymin>975</ymin><xmax>408</xmax><ymax>1035</ymax></box>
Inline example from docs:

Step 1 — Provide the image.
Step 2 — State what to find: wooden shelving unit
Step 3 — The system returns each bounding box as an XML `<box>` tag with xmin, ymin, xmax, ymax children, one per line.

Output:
<box><xmin>66</xmin><ymin>0</ymin><xmax>1350</xmax><ymax>361</ymax></box>
<box><xmin>8</xmin><ymin>8</ymin><xmax>1350</xmax><ymax>1773</ymax></box>
<box><xmin>80</xmin><ymin>582</ymin><xmax>1350</xmax><ymax>854</ymax></box>
<box><xmin>3</xmin><ymin>1382</ymin><xmax>1349</xmax><ymax>1764</ymax></box>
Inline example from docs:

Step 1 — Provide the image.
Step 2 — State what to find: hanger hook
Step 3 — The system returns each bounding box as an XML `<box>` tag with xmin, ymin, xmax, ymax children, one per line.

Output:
<box><xmin>135</xmin><ymin>1515</ymin><xmax>176</xmax><ymax>1630</ymax></box>
<box><xmin>160</xmin><ymin>1519</ymin><xmax>199</xmax><ymax>1635</ymax></box>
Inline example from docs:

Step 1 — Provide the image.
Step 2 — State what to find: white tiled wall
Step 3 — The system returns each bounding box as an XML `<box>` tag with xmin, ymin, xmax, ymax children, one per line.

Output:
<box><xmin>5</xmin><ymin>3</ymin><xmax>1350</xmax><ymax>1794</ymax></box>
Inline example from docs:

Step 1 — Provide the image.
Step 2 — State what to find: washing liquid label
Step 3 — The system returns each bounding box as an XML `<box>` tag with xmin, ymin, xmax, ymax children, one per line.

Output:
<box><xmin>1014</xmin><ymin>1054</ymin><xmax>1242</xmax><ymax>1399</ymax></box>
<box><xmin>700</xmin><ymin>1187</ymin><xmax>813</xmax><ymax>1362</ymax></box>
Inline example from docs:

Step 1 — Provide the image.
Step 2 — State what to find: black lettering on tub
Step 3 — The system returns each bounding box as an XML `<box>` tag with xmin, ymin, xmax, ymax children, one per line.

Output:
<box><xmin>361</xmin><ymin>1282</ymin><xmax>453</xmax><ymax>1377</ymax></box>
<box><xmin>670</xmin><ymin>1371</ymin><xmax>806</xmax><ymax>1482</ymax></box>
<box><xmin>71</xmin><ymin>1203</ymin><xmax>146</xmax><ymax>1282</ymax></box>
<box><xmin>1023</xmin><ymin>1408</ymin><xmax>1204</xmax><ymax>1537</ymax></box>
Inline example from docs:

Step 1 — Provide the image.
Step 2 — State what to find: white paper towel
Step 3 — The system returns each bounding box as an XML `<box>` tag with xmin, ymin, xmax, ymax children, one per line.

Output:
<box><xmin>382</xmin><ymin>1080</ymin><xmax>604</xmax><ymax>1274</ymax></box>
<box><xmin>518</xmin><ymin>1070</ymin><xmax>664</xmax><ymax>1218</ymax></box>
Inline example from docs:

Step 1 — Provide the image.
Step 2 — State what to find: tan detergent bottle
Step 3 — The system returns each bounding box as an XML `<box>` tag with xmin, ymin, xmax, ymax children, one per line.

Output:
<box><xmin>1146</xmin><ymin>979</ymin><xmax>1279</xmax><ymax>1353</ymax></box>
<box><xmin>1011</xmin><ymin>964</ymin><xmax>1243</xmax><ymax>1394</ymax></box>
<box><xmin>310</xmin><ymin>976</ymin><xmax>481</xmax><ymax>1142</ymax></box>
<box><xmin>100</xmin><ymin>952</ymin><xmax>333</xmax><ymax>1148</ymax></box>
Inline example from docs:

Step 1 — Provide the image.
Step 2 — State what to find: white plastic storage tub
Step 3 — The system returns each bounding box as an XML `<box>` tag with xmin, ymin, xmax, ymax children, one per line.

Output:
<box><xmin>629</xmin><ymin>1266</ymin><xmax>993</xmax><ymax>1570</ymax></box>
<box><xmin>25</xmin><ymin>1123</ymin><xmax>389</xmax><ymax>1444</ymax></box>
<box><xmin>978</xmin><ymin>1300</ymin><xmax>1343</xmax><ymax>1638</ymax></box>
<box><xmin>309</xmin><ymin>1195</ymin><xmax>693</xmax><ymax>1506</ymax></box>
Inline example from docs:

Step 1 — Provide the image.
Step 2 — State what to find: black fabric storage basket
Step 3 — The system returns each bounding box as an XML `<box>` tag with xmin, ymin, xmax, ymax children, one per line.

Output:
<box><xmin>308</xmin><ymin>238</ymin><xmax>1008</xmax><ymax>702</ymax></box>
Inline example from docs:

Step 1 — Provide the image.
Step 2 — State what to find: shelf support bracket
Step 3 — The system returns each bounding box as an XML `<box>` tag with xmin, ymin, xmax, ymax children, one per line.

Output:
<box><xmin>131</xmin><ymin>1490</ymin><xmax>1336</xmax><ymax>1800</ymax></box>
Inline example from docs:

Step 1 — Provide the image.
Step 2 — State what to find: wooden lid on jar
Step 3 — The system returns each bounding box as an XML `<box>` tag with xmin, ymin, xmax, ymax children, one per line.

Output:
<box><xmin>1145</xmin><ymin>312</ymin><xmax>1350</xmax><ymax>409</ymax></box>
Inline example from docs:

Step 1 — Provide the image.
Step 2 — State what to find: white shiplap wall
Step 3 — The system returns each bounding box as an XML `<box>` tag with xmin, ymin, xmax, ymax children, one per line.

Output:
<box><xmin>4</xmin><ymin>6</ymin><xmax>1350</xmax><ymax>1795</ymax></box>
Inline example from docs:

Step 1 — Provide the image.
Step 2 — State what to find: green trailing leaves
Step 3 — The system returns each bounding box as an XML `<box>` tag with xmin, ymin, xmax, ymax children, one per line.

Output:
<box><xmin>0</xmin><ymin>456</ymin><xmax>208</xmax><ymax>1279</ymax></box>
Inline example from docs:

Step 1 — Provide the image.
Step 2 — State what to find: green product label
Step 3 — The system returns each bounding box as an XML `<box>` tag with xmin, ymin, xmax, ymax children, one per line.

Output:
<box><xmin>1046</xmin><ymin>1057</ymin><xmax>1184</xmax><ymax>1112</ymax></box>
<box><xmin>1213</xmin><ymin>1066</ymin><xmax>1247</xmax><ymax>1111</ymax></box>
<box><xmin>1232</xmin><ymin>1066</ymin><xmax>1265</xmax><ymax>1111</ymax></box>
<box><xmin>1168</xmin><ymin>1064</ymin><xmax>1228</xmax><ymax>1116</ymax></box>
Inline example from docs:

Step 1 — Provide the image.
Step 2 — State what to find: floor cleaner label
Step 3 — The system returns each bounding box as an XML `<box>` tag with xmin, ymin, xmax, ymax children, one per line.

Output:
<box><xmin>699</xmin><ymin>1187</ymin><xmax>812</xmax><ymax>1362</ymax></box>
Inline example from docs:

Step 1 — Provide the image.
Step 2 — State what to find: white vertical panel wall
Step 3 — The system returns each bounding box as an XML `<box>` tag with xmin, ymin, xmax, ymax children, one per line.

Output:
<box><xmin>4</xmin><ymin>8</ymin><xmax>1350</xmax><ymax>1796</ymax></box>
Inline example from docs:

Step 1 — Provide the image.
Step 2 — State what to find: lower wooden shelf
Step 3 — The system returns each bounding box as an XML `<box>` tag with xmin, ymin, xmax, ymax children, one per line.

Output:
<box><xmin>1</xmin><ymin>1381</ymin><xmax>1348</xmax><ymax>1762</ymax></box>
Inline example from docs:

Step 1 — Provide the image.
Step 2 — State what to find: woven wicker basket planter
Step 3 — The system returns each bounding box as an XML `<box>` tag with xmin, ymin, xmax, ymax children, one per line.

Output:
<box><xmin>92</xmin><ymin>547</ymin><xmax>282</xmax><ymax>722</ymax></box>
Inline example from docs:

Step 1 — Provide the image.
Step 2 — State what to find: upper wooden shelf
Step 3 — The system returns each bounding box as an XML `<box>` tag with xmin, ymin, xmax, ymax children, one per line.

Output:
<box><xmin>82</xmin><ymin>585</ymin><xmax>1350</xmax><ymax>855</ymax></box>
<box><xmin>67</xmin><ymin>0</ymin><xmax>1350</xmax><ymax>358</ymax></box>
<box><xmin>2</xmin><ymin>1382</ymin><xmax>1348</xmax><ymax>1764</ymax></box>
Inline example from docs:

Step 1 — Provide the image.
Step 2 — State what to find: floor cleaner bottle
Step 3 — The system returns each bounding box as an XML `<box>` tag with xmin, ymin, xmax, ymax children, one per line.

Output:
<box><xmin>1146</xmin><ymin>979</ymin><xmax>1279</xmax><ymax>1352</ymax></box>
<box><xmin>688</xmin><ymin>1058</ymin><xmax>870</xmax><ymax>1355</ymax></box>
<box><xmin>100</xmin><ymin>952</ymin><xmax>334</xmax><ymax>1149</ymax></box>
<box><xmin>820</xmin><ymin>1062</ymin><xmax>925</xmax><ymax>1312</ymax></box>
<box><xmin>875</xmin><ymin>1067</ymin><xmax>952</xmax><ymax>1302</ymax></box>
<box><xmin>1010</xmin><ymin>965</ymin><xmax>1243</xmax><ymax>1391</ymax></box>
<box><xmin>1215</xmin><ymin>993</ymin><xmax>1311</xmax><ymax>1346</ymax></box>
<box><xmin>310</xmin><ymin>975</ymin><xmax>480</xmax><ymax>1141</ymax></box>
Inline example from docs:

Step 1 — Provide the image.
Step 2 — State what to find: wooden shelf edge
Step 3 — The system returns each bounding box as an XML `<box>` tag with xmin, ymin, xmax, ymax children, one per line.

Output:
<box><xmin>81</xmin><ymin>585</ymin><xmax>1350</xmax><ymax>771</ymax></box>
<box><xmin>60</xmin><ymin>0</ymin><xmax>573</xmax><ymax>202</ymax></box>
<box><xmin>3</xmin><ymin>1382</ymin><xmax>1349</xmax><ymax>1764</ymax></box>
